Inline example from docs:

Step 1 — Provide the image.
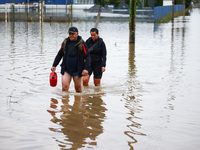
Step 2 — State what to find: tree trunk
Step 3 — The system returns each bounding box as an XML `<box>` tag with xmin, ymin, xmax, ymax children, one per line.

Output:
<box><xmin>129</xmin><ymin>0</ymin><xmax>136</xmax><ymax>43</ymax></box>
<box><xmin>95</xmin><ymin>5</ymin><xmax>101</xmax><ymax>28</ymax></box>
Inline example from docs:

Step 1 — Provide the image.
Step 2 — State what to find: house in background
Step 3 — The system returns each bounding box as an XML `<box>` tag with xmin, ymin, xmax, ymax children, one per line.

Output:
<box><xmin>163</xmin><ymin>0</ymin><xmax>172</xmax><ymax>5</ymax></box>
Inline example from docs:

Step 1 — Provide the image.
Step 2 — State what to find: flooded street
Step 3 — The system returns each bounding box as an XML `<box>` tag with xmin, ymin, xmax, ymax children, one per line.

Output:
<box><xmin>0</xmin><ymin>8</ymin><xmax>200</xmax><ymax>150</ymax></box>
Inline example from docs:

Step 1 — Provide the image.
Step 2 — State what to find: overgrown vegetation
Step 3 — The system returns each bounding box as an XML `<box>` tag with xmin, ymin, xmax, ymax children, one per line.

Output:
<box><xmin>109</xmin><ymin>0</ymin><xmax>121</xmax><ymax>7</ymax></box>
<box><xmin>145</xmin><ymin>0</ymin><xmax>149</xmax><ymax>7</ymax></box>
<box><xmin>154</xmin><ymin>0</ymin><xmax>163</xmax><ymax>6</ymax></box>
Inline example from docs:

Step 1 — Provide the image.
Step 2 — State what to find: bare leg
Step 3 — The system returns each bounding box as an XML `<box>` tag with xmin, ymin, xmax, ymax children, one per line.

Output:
<box><xmin>94</xmin><ymin>78</ymin><xmax>101</xmax><ymax>86</ymax></box>
<box><xmin>82</xmin><ymin>75</ymin><xmax>90</xmax><ymax>86</ymax></box>
<box><xmin>73</xmin><ymin>76</ymin><xmax>82</xmax><ymax>92</ymax></box>
<box><xmin>62</xmin><ymin>72</ymin><xmax>72</xmax><ymax>92</ymax></box>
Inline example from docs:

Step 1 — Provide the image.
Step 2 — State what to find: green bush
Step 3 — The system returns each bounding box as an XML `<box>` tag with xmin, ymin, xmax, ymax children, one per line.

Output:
<box><xmin>154</xmin><ymin>0</ymin><xmax>163</xmax><ymax>6</ymax></box>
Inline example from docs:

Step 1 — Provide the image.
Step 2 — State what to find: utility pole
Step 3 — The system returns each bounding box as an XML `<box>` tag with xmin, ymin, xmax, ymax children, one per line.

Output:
<box><xmin>129</xmin><ymin>0</ymin><xmax>136</xmax><ymax>43</ymax></box>
<box><xmin>172</xmin><ymin>0</ymin><xmax>174</xmax><ymax>21</ymax></box>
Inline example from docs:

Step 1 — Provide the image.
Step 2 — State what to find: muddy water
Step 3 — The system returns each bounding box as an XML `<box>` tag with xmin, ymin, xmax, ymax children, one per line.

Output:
<box><xmin>0</xmin><ymin>8</ymin><xmax>200</xmax><ymax>150</ymax></box>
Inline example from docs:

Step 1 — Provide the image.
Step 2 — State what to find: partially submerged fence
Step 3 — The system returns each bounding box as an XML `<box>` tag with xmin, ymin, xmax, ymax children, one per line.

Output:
<box><xmin>154</xmin><ymin>5</ymin><xmax>183</xmax><ymax>22</ymax></box>
<box><xmin>0</xmin><ymin>4</ymin><xmax>154</xmax><ymax>22</ymax></box>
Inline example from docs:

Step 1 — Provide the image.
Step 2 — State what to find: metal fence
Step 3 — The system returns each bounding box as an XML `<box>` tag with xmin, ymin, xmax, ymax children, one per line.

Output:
<box><xmin>154</xmin><ymin>5</ymin><xmax>184</xmax><ymax>21</ymax></box>
<box><xmin>0</xmin><ymin>4</ymin><xmax>154</xmax><ymax>22</ymax></box>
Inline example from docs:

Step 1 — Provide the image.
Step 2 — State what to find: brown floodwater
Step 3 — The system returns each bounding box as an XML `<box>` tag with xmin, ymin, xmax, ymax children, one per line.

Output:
<box><xmin>0</xmin><ymin>8</ymin><xmax>200</xmax><ymax>150</ymax></box>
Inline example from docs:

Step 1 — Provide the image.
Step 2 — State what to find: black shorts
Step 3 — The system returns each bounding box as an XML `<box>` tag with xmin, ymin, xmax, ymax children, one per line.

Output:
<box><xmin>88</xmin><ymin>62</ymin><xmax>103</xmax><ymax>79</ymax></box>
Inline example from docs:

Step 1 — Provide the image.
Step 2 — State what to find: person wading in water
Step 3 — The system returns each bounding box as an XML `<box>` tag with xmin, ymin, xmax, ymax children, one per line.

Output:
<box><xmin>51</xmin><ymin>27</ymin><xmax>91</xmax><ymax>92</ymax></box>
<box><xmin>83</xmin><ymin>28</ymin><xmax>107</xmax><ymax>86</ymax></box>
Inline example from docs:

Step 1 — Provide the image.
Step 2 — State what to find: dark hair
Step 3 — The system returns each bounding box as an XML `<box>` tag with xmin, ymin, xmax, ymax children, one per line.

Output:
<box><xmin>90</xmin><ymin>28</ymin><xmax>99</xmax><ymax>34</ymax></box>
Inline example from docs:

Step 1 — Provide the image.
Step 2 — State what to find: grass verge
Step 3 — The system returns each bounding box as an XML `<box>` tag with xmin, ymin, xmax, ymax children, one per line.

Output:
<box><xmin>155</xmin><ymin>6</ymin><xmax>191</xmax><ymax>23</ymax></box>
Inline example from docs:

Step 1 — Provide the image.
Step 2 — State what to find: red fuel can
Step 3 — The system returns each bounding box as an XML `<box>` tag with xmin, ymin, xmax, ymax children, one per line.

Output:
<box><xmin>50</xmin><ymin>72</ymin><xmax>57</xmax><ymax>87</ymax></box>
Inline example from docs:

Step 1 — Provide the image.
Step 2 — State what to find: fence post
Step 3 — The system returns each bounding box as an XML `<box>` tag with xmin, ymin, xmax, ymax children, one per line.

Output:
<box><xmin>5</xmin><ymin>3</ymin><xmax>7</xmax><ymax>23</ymax></box>
<box><xmin>39</xmin><ymin>2</ymin><xmax>41</xmax><ymax>22</ymax></box>
<box><xmin>172</xmin><ymin>0</ymin><xmax>174</xmax><ymax>20</ymax></box>
<box><xmin>41</xmin><ymin>0</ymin><xmax>44</xmax><ymax>22</ymax></box>
<box><xmin>66</xmin><ymin>0</ymin><xmax>67</xmax><ymax>21</ymax></box>
<box><xmin>71</xmin><ymin>0</ymin><xmax>73</xmax><ymax>26</ymax></box>
<box><xmin>183</xmin><ymin>0</ymin><xmax>185</xmax><ymax>16</ymax></box>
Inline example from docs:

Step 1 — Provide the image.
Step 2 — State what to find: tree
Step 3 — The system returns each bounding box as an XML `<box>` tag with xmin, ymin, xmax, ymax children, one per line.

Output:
<box><xmin>145</xmin><ymin>0</ymin><xmax>149</xmax><ymax>7</ymax></box>
<box><xmin>125</xmin><ymin>0</ymin><xmax>142</xmax><ymax>7</ymax></box>
<box><xmin>94</xmin><ymin>0</ymin><xmax>106</xmax><ymax>6</ymax></box>
<box><xmin>109</xmin><ymin>0</ymin><xmax>121</xmax><ymax>7</ymax></box>
<box><xmin>154</xmin><ymin>0</ymin><xmax>163</xmax><ymax>6</ymax></box>
<box><xmin>94</xmin><ymin>0</ymin><xmax>106</xmax><ymax>28</ymax></box>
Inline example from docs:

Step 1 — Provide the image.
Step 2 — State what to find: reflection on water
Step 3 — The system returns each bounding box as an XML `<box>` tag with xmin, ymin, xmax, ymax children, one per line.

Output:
<box><xmin>124</xmin><ymin>43</ymin><xmax>146</xmax><ymax>149</ymax></box>
<box><xmin>47</xmin><ymin>94</ymin><xmax>107</xmax><ymax>149</ymax></box>
<box><xmin>166</xmin><ymin>16</ymin><xmax>186</xmax><ymax>110</ymax></box>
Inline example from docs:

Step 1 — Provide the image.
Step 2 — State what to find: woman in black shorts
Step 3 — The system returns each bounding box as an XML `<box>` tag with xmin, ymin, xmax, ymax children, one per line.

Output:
<box><xmin>83</xmin><ymin>28</ymin><xmax>107</xmax><ymax>86</ymax></box>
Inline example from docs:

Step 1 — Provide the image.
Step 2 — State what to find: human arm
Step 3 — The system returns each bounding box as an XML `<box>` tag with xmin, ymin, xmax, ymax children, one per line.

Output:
<box><xmin>82</xmin><ymin>41</ymin><xmax>91</xmax><ymax>72</ymax></box>
<box><xmin>51</xmin><ymin>43</ymin><xmax>64</xmax><ymax>71</ymax></box>
<box><xmin>51</xmin><ymin>66</ymin><xmax>56</xmax><ymax>72</ymax></box>
<box><xmin>101</xmin><ymin>40</ymin><xmax>107</xmax><ymax>68</ymax></box>
<box><xmin>102</xmin><ymin>67</ymin><xmax>106</xmax><ymax>72</ymax></box>
<box><xmin>82</xmin><ymin>69</ymin><xmax>88</xmax><ymax>76</ymax></box>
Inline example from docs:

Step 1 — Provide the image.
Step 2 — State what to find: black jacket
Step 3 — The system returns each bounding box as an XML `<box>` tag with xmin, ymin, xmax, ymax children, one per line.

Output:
<box><xmin>86</xmin><ymin>37</ymin><xmax>107</xmax><ymax>67</ymax></box>
<box><xmin>52</xmin><ymin>36</ymin><xmax>91</xmax><ymax>77</ymax></box>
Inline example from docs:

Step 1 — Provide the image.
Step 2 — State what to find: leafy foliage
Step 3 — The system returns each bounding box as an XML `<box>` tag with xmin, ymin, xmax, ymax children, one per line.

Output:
<box><xmin>125</xmin><ymin>0</ymin><xmax>143</xmax><ymax>7</ymax></box>
<box><xmin>109</xmin><ymin>0</ymin><xmax>121</xmax><ymax>7</ymax></box>
<box><xmin>154</xmin><ymin>0</ymin><xmax>163</xmax><ymax>6</ymax></box>
<box><xmin>145</xmin><ymin>0</ymin><xmax>149</xmax><ymax>7</ymax></box>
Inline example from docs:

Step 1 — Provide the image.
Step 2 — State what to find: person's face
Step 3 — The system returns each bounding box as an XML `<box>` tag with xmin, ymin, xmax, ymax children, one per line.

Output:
<box><xmin>90</xmin><ymin>31</ymin><xmax>99</xmax><ymax>42</ymax></box>
<box><xmin>69</xmin><ymin>32</ymin><xmax>78</xmax><ymax>41</ymax></box>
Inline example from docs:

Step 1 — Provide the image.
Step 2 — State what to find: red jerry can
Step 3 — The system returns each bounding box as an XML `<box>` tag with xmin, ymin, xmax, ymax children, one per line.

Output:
<box><xmin>50</xmin><ymin>72</ymin><xmax>57</xmax><ymax>87</ymax></box>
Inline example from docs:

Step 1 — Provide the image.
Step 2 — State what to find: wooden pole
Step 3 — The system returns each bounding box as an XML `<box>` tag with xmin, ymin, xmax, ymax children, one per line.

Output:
<box><xmin>39</xmin><ymin>0</ymin><xmax>44</xmax><ymax>23</ymax></box>
<box><xmin>65</xmin><ymin>0</ymin><xmax>67</xmax><ymax>21</ymax></box>
<box><xmin>183</xmin><ymin>0</ymin><xmax>185</xmax><ymax>17</ymax></box>
<box><xmin>39</xmin><ymin>2</ymin><xmax>41</xmax><ymax>23</ymax></box>
<box><xmin>129</xmin><ymin>0</ymin><xmax>136</xmax><ymax>43</ymax></box>
<box><xmin>41</xmin><ymin>0</ymin><xmax>44</xmax><ymax>22</ymax></box>
<box><xmin>172</xmin><ymin>0</ymin><xmax>174</xmax><ymax>20</ymax></box>
<box><xmin>70</xmin><ymin>0</ymin><xmax>73</xmax><ymax>26</ymax></box>
<box><xmin>5</xmin><ymin>3</ymin><xmax>7</xmax><ymax>23</ymax></box>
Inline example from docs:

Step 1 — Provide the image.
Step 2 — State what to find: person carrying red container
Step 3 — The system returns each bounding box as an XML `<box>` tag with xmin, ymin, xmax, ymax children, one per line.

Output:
<box><xmin>51</xmin><ymin>27</ymin><xmax>91</xmax><ymax>93</ymax></box>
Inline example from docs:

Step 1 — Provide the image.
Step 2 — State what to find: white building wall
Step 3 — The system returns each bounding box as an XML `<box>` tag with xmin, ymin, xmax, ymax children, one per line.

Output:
<box><xmin>163</xmin><ymin>0</ymin><xmax>172</xmax><ymax>6</ymax></box>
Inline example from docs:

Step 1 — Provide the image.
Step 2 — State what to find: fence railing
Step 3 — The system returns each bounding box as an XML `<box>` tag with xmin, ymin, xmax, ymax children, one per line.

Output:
<box><xmin>0</xmin><ymin>4</ymin><xmax>154</xmax><ymax>22</ymax></box>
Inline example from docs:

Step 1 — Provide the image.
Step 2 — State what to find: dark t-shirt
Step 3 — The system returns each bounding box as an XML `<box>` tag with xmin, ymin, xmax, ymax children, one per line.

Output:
<box><xmin>65</xmin><ymin>41</ymin><xmax>78</xmax><ymax>73</ymax></box>
<box><xmin>86</xmin><ymin>37</ymin><xmax>107</xmax><ymax>67</ymax></box>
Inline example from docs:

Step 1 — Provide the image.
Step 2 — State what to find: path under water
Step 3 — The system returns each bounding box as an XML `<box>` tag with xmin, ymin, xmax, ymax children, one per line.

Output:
<box><xmin>0</xmin><ymin>8</ymin><xmax>200</xmax><ymax>150</ymax></box>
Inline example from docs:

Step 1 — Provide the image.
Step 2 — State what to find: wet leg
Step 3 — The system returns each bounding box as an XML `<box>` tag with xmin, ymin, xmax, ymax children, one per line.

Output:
<box><xmin>62</xmin><ymin>72</ymin><xmax>72</xmax><ymax>92</ymax></box>
<box><xmin>83</xmin><ymin>75</ymin><xmax>90</xmax><ymax>86</ymax></box>
<box><xmin>73</xmin><ymin>76</ymin><xmax>82</xmax><ymax>93</ymax></box>
<box><xmin>94</xmin><ymin>78</ymin><xmax>101</xmax><ymax>86</ymax></box>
